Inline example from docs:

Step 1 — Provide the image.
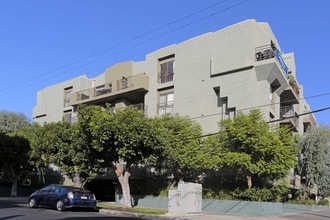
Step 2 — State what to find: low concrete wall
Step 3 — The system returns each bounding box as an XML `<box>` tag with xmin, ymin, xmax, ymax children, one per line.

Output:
<box><xmin>283</xmin><ymin>203</ymin><xmax>328</xmax><ymax>214</ymax></box>
<box><xmin>202</xmin><ymin>199</ymin><xmax>283</xmax><ymax>216</ymax></box>
<box><xmin>116</xmin><ymin>194</ymin><xmax>328</xmax><ymax>216</ymax></box>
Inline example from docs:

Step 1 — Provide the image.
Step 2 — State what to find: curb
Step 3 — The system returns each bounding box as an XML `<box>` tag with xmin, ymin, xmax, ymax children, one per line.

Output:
<box><xmin>99</xmin><ymin>208</ymin><xmax>173</xmax><ymax>220</ymax></box>
<box><xmin>99</xmin><ymin>208</ymin><xmax>202</xmax><ymax>220</ymax></box>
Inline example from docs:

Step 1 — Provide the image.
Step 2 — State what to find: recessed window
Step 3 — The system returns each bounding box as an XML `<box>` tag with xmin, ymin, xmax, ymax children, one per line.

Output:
<box><xmin>158</xmin><ymin>55</ymin><xmax>175</xmax><ymax>83</ymax></box>
<box><xmin>64</xmin><ymin>87</ymin><xmax>73</xmax><ymax>107</ymax></box>
<box><xmin>158</xmin><ymin>91</ymin><xmax>174</xmax><ymax>115</ymax></box>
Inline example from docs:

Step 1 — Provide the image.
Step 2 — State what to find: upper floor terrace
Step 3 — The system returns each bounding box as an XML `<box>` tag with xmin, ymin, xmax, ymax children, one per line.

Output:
<box><xmin>255</xmin><ymin>43</ymin><xmax>299</xmax><ymax>105</ymax></box>
<box><xmin>70</xmin><ymin>73</ymin><xmax>149</xmax><ymax>106</ymax></box>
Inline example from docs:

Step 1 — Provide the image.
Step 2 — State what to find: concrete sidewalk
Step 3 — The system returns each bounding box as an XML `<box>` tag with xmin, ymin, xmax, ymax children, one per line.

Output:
<box><xmin>0</xmin><ymin>196</ymin><xmax>288</xmax><ymax>220</ymax></box>
<box><xmin>99</xmin><ymin>208</ymin><xmax>287</xmax><ymax>220</ymax></box>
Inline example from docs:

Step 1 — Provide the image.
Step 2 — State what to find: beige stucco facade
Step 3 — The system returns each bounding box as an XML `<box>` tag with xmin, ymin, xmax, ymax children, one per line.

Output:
<box><xmin>33</xmin><ymin>19</ymin><xmax>316</xmax><ymax>134</ymax></box>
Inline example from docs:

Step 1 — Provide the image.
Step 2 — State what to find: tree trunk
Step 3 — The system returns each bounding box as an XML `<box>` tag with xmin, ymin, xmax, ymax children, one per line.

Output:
<box><xmin>303</xmin><ymin>180</ymin><xmax>310</xmax><ymax>200</ymax></box>
<box><xmin>116</xmin><ymin>162</ymin><xmax>131</xmax><ymax>208</ymax></box>
<box><xmin>73</xmin><ymin>174</ymin><xmax>82</xmax><ymax>187</ymax></box>
<box><xmin>11</xmin><ymin>179</ymin><xmax>18</xmax><ymax>197</ymax></box>
<box><xmin>7</xmin><ymin>162</ymin><xmax>23</xmax><ymax>197</ymax></box>
<box><xmin>246</xmin><ymin>170</ymin><xmax>252</xmax><ymax>188</ymax></box>
<box><xmin>247</xmin><ymin>175</ymin><xmax>252</xmax><ymax>188</ymax></box>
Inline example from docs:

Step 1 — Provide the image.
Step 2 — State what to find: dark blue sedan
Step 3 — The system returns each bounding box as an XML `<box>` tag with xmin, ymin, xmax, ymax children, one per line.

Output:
<box><xmin>28</xmin><ymin>184</ymin><xmax>97</xmax><ymax>211</ymax></box>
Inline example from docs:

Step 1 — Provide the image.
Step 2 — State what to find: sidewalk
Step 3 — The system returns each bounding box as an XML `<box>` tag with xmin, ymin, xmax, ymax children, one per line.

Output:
<box><xmin>99</xmin><ymin>208</ymin><xmax>287</xmax><ymax>220</ymax></box>
<box><xmin>0</xmin><ymin>196</ymin><xmax>287</xmax><ymax>220</ymax></box>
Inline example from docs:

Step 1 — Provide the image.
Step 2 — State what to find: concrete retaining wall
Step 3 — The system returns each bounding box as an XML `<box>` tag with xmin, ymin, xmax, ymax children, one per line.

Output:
<box><xmin>116</xmin><ymin>194</ymin><xmax>328</xmax><ymax>216</ymax></box>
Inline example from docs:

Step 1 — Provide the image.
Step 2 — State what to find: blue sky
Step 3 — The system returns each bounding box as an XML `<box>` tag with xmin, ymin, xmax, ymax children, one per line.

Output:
<box><xmin>1</xmin><ymin>0</ymin><xmax>329</xmax><ymax>125</ymax></box>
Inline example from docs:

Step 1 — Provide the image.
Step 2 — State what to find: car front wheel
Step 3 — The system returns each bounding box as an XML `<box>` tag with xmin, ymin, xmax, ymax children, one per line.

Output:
<box><xmin>56</xmin><ymin>200</ymin><xmax>65</xmax><ymax>211</ymax></box>
<box><xmin>29</xmin><ymin>198</ymin><xmax>37</xmax><ymax>208</ymax></box>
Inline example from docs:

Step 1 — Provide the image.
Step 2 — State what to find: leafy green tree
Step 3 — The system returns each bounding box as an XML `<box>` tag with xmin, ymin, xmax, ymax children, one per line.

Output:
<box><xmin>98</xmin><ymin>107</ymin><xmax>165</xmax><ymax>207</ymax></box>
<box><xmin>0</xmin><ymin>110</ymin><xmax>30</xmax><ymax>134</ymax></box>
<box><xmin>69</xmin><ymin>105</ymin><xmax>113</xmax><ymax>186</ymax></box>
<box><xmin>299</xmin><ymin>125</ymin><xmax>330</xmax><ymax>199</ymax></box>
<box><xmin>155</xmin><ymin>114</ymin><xmax>205</xmax><ymax>184</ymax></box>
<box><xmin>210</xmin><ymin>109</ymin><xmax>297</xmax><ymax>189</ymax></box>
<box><xmin>23</xmin><ymin>115</ymin><xmax>105</xmax><ymax>187</ymax></box>
<box><xmin>0</xmin><ymin>111</ymin><xmax>31</xmax><ymax>196</ymax></box>
<box><xmin>70</xmin><ymin>105</ymin><xmax>165</xmax><ymax>207</ymax></box>
<box><xmin>18</xmin><ymin>122</ymin><xmax>69</xmax><ymax>185</ymax></box>
<box><xmin>0</xmin><ymin>133</ymin><xmax>31</xmax><ymax>196</ymax></box>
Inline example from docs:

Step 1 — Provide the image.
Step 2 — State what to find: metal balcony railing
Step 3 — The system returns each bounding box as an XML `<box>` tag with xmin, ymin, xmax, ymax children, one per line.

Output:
<box><xmin>70</xmin><ymin>73</ymin><xmax>149</xmax><ymax>106</ymax></box>
<box><xmin>158</xmin><ymin>71</ymin><xmax>174</xmax><ymax>83</ymax></box>
<box><xmin>255</xmin><ymin>43</ymin><xmax>288</xmax><ymax>75</ymax></box>
<box><xmin>95</xmin><ymin>84</ymin><xmax>112</xmax><ymax>96</ymax></box>
<box><xmin>280</xmin><ymin>105</ymin><xmax>298</xmax><ymax>128</ymax></box>
<box><xmin>77</xmin><ymin>89</ymin><xmax>90</xmax><ymax>101</ymax></box>
<box><xmin>117</xmin><ymin>76</ymin><xmax>133</xmax><ymax>90</ymax></box>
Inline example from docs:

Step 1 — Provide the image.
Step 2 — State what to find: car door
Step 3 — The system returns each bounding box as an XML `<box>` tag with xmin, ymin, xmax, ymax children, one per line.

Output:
<box><xmin>47</xmin><ymin>185</ymin><xmax>61</xmax><ymax>207</ymax></box>
<box><xmin>37</xmin><ymin>185</ymin><xmax>53</xmax><ymax>206</ymax></box>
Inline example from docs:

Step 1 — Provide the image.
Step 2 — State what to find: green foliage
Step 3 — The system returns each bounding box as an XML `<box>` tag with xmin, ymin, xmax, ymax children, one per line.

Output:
<box><xmin>317</xmin><ymin>199</ymin><xmax>329</xmax><ymax>206</ymax></box>
<box><xmin>272</xmin><ymin>181</ymin><xmax>291</xmax><ymax>202</ymax></box>
<box><xmin>298</xmin><ymin>125</ymin><xmax>330</xmax><ymax>197</ymax></box>
<box><xmin>213</xmin><ymin>109</ymin><xmax>297</xmax><ymax>188</ymax></box>
<box><xmin>202</xmin><ymin>188</ymin><xmax>234</xmax><ymax>200</ymax></box>
<box><xmin>236</xmin><ymin>188</ymin><xmax>273</xmax><ymax>202</ymax></box>
<box><xmin>0</xmin><ymin>110</ymin><xmax>31</xmax><ymax>134</ymax></box>
<box><xmin>0</xmin><ymin>132</ymin><xmax>32</xmax><ymax>195</ymax></box>
<box><xmin>152</xmin><ymin>114</ymin><xmax>205</xmax><ymax>185</ymax></box>
<box><xmin>97</xmin><ymin>203</ymin><xmax>167</xmax><ymax>215</ymax></box>
<box><xmin>287</xmin><ymin>199</ymin><xmax>316</xmax><ymax>206</ymax></box>
<box><xmin>159</xmin><ymin>114</ymin><xmax>203</xmax><ymax>168</ymax></box>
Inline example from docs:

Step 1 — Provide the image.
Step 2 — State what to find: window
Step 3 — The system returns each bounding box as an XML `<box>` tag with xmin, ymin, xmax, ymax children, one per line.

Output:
<box><xmin>158</xmin><ymin>91</ymin><xmax>174</xmax><ymax>115</ymax></box>
<box><xmin>64</xmin><ymin>87</ymin><xmax>73</xmax><ymax>107</ymax></box>
<box><xmin>63</xmin><ymin>110</ymin><xmax>72</xmax><ymax>123</ymax></box>
<box><xmin>159</xmin><ymin>55</ymin><xmax>175</xmax><ymax>83</ymax></box>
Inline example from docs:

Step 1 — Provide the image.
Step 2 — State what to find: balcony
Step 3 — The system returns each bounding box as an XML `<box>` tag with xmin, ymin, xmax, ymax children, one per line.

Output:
<box><xmin>158</xmin><ymin>71</ymin><xmax>174</xmax><ymax>83</ymax></box>
<box><xmin>303</xmin><ymin>112</ymin><xmax>317</xmax><ymax>131</ymax></box>
<box><xmin>70</xmin><ymin>73</ymin><xmax>149</xmax><ymax>106</ymax></box>
<box><xmin>280</xmin><ymin>105</ymin><xmax>298</xmax><ymax>130</ymax></box>
<box><xmin>76</xmin><ymin>89</ymin><xmax>90</xmax><ymax>101</ymax></box>
<box><xmin>255</xmin><ymin>44</ymin><xmax>299</xmax><ymax>105</ymax></box>
<box><xmin>255</xmin><ymin>43</ymin><xmax>288</xmax><ymax>75</ymax></box>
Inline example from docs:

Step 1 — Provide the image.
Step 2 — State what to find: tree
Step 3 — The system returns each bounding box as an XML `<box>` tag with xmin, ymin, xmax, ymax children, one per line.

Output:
<box><xmin>69</xmin><ymin>105</ymin><xmax>113</xmax><ymax>186</ymax></box>
<box><xmin>23</xmin><ymin>122</ymin><xmax>74</xmax><ymax>185</ymax></box>
<box><xmin>299</xmin><ymin>125</ymin><xmax>330</xmax><ymax>199</ymax></box>
<box><xmin>0</xmin><ymin>133</ymin><xmax>31</xmax><ymax>196</ymax></box>
<box><xmin>98</xmin><ymin>107</ymin><xmax>165</xmax><ymax>207</ymax></box>
<box><xmin>0</xmin><ymin>110</ymin><xmax>30</xmax><ymax>134</ymax></box>
<box><xmin>24</xmin><ymin>113</ymin><xmax>106</xmax><ymax>187</ymax></box>
<box><xmin>0</xmin><ymin>111</ymin><xmax>31</xmax><ymax>196</ymax></box>
<box><xmin>211</xmin><ymin>109</ymin><xmax>297</xmax><ymax>189</ymax></box>
<box><xmin>21</xmin><ymin>104</ymin><xmax>165</xmax><ymax>207</ymax></box>
<box><xmin>155</xmin><ymin>114</ymin><xmax>206</xmax><ymax>184</ymax></box>
<box><xmin>66</xmin><ymin>105</ymin><xmax>165</xmax><ymax>207</ymax></box>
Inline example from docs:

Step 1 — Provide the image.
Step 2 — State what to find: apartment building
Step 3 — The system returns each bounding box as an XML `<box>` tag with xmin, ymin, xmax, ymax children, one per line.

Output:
<box><xmin>33</xmin><ymin>19</ymin><xmax>318</xmax><ymax>198</ymax></box>
<box><xmin>33</xmin><ymin>19</ymin><xmax>316</xmax><ymax>135</ymax></box>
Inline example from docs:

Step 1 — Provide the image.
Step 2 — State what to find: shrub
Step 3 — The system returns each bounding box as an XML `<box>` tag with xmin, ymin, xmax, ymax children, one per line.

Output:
<box><xmin>235</xmin><ymin>188</ymin><xmax>273</xmax><ymax>202</ymax></box>
<box><xmin>317</xmin><ymin>199</ymin><xmax>329</xmax><ymax>206</ymax></box>
<box><xmin>287</xmin><ymin>199</ymin><xmax>316</xmax><ymax>205</ymax></box>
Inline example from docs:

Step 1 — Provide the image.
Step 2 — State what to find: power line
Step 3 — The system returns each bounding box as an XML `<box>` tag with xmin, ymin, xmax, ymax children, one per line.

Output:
<box><xmin>189</xmin><ymin>92</ymin><xmax>330</xmax><ymax>121</ymax></box>
<box><xmin>182</xmin><ymin>106</ymin><xmax>330</xmax><ymax>142</ymax></box>
<box><xmin>268</xmin><ymin>106</ymin><xmax>330</xmax><ymax>123</ymax></box>
<box><xmin>1</xmin><ymin>0</ymin><xmax>249</xmax><ymax>96</ymax></box>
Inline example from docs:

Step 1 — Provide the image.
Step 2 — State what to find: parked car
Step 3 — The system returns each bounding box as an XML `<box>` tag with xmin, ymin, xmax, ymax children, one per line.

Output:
<box><xmin>28</xmin><ymin>184</ymin><xmax>97</xmax><ymax>211</ymax></box>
